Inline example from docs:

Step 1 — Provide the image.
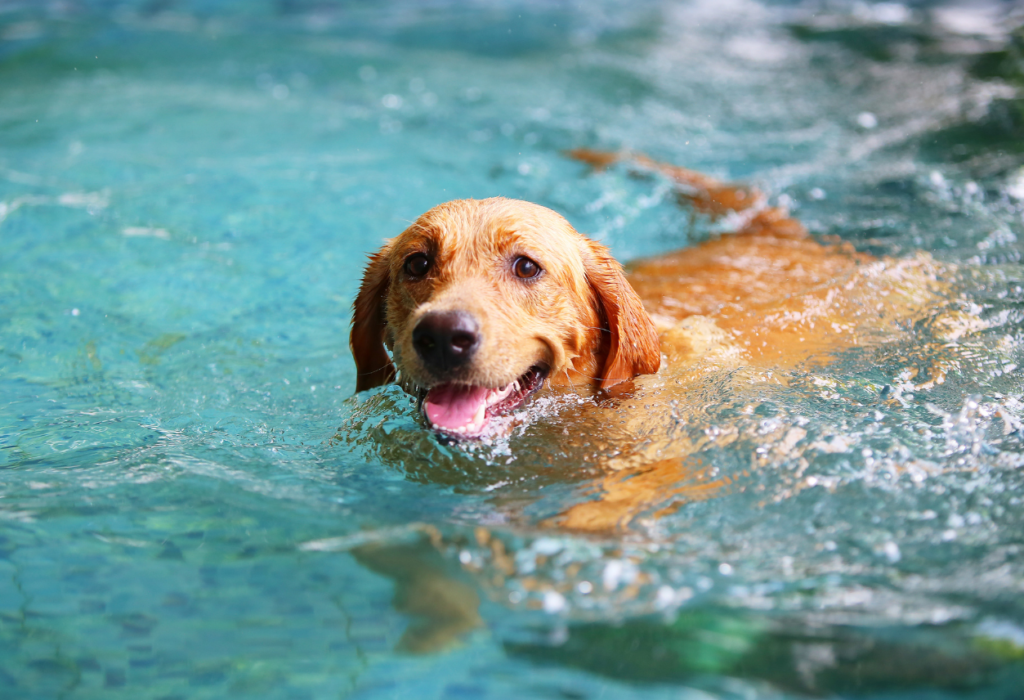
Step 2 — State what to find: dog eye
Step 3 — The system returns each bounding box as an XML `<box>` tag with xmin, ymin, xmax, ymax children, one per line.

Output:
<box><xmin>404</xmin><ymin>253</ymin><xmax>431</xmax><ymax>277</ymax></box>
<box><xmin>512</xmin><ymin>256</ymin><xmax>541</xmax><ymax>280</ymax></box>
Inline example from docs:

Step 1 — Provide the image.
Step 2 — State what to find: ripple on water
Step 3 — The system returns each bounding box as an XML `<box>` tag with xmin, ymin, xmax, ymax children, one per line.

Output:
<box><xmin>1</xmin><ymin>0</ymin><xmax>1024</xmax><ymax>697</ymax></box>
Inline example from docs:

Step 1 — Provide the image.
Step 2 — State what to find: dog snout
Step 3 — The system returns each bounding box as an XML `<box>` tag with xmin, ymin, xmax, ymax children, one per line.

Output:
<box><xmin>412</xmin><ymin>310</ymin><xmax>481</xmax><ymax>374</ymax></box>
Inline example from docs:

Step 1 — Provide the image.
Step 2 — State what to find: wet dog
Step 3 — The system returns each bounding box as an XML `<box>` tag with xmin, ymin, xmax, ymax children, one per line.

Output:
<box><xmin>352</xmin><ymin>153</ymin><xmax>940</xmax><ymax>420</ymax></box>
<box><xmin>349</xmin><ymin>192</ymin><xmax>659</xmax><ymax>436</ymax></box>
<box><xmin>345</xmin><ymin>151</ymin><xmax>952</xmax><ymax>651</ymax></box>
<box><xmin>349</xmin><ymin>151</ymin><xmax>946</xmax><ymax>531</ymax></box>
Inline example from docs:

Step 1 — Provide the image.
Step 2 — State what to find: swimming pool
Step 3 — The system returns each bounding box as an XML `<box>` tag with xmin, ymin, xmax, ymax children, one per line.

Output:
<box><xmin>2</xmin><ymin>0</ymin><xmax>1023</xmax><ymax>697</ymax></box>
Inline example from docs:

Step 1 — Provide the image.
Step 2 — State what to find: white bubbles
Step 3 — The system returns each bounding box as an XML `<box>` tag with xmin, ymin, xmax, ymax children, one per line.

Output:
<box><xmin>542</xmin><ymin>590</ymin><xmax>566</xmax><ymax>614</ymax></box>
<box><xmin>1006</xmin><ymin>168</ymin><xmax>1024</xmax><ymax>200</ymax></box>
<box><xmin>602</xmin><ymin>559</ymin><xmax>638</xmax><ymax>592</ymax></box>
<box><xmin>532</xmin><ymin>538</ymin><xmax>563</xmax><ymax>556</ymax></box>
<box><xmin>858</xmin><ymin>2</ymin><xmax>912</xmax><ymax>26</ymax></box>
<box><xmin>655</xmin><ymin>585</ymin><xmax>676</xmax><ymax>608</ymax></box>
<box><xmin>725</xmin><ymin>35</ymin><xmax>788</xmax><ymax>63</ymax></box>
<box><xmin>602</xmin><ymin>560</ymin><xmax>624</xmax><ymax>591</ymax></box>
<box><xmin>933</xmin><ymin>5</ymin><xmax>1007</xmax><ymax>39</ymax></box>
<box><xmin>122</xmin><ymin>226</ymin><xmax>170</xmax><ymax>239</ymax></box>
<box><xmin>57</xmin><ymin>191</ymin><xmax>108</xmax><ymax>210</ymax></box>
<box><xmin>880</xmin><ymin>541</ymin><xmax>901</xmax><ymax>563</ymax></box>
<box><xmin>856</xmin><ymin>111</ymin><xmax>878</xmax><ymax>129</ymax></box>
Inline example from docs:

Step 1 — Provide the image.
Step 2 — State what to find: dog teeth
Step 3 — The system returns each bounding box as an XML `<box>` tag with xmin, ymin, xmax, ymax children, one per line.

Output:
<box><xmin>485</xmin><ymin>383</ymin><xmax>515</xmax><ymax>407</ymax></box>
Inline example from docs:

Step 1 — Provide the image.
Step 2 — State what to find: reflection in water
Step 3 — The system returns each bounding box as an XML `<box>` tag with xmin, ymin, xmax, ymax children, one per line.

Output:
<box><xmin>352</xmin><ymin>537</ymin><xmax>482</xmax><ymax>654</ymax></box>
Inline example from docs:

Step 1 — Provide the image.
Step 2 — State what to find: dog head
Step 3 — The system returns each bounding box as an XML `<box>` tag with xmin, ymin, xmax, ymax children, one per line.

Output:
<box><xmin>350</xmin><ymin>197</ymin><xmax>660</xmax><ymax>437</ymax></box>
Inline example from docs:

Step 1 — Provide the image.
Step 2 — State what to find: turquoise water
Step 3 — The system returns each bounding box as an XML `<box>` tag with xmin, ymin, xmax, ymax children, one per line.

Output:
<box><xmin>2</xmin><ymin>0</ymin><xmax>1024</xmax><ymax>697</ymax></box>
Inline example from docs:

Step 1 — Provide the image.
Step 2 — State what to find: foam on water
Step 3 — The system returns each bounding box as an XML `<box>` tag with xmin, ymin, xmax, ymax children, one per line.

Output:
<box><xmin>2</xmin><ymin>0</ymin><xmax>1024</xmax><ymax>698</ymax></box>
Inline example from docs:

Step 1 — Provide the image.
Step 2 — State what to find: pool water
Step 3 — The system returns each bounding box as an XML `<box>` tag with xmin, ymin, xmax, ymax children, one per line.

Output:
<box><xmin>2</xmin><ymin>0</ymin><xmax>1024</xmax><ymax>698</ymax></box>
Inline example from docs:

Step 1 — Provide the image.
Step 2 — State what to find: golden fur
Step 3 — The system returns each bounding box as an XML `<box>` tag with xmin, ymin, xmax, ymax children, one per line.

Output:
<box><xmin>351</xmin><ymin>196</ymin><xmax>660</xmax><ymax>394</ymax></box>
<box><xmin>351</xmin><ymin>150</ymin><xmax>946</xmax><ymax>533</ymax></box>
<box><xmin>346</xmin><ymin>150</ymin><xmax>952</xmax><ymax>652</ymax></box>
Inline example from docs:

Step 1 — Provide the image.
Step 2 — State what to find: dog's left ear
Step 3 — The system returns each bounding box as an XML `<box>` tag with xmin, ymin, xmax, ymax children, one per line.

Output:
<box><xmin>350</xmin><ymin>245</ymin><xmax>397</xmax><ymax>392</ymax></box>
<box><xmin>582</xmin><ymin>239</ymin><xmax>661</xmax><ymax>389</ymax></box>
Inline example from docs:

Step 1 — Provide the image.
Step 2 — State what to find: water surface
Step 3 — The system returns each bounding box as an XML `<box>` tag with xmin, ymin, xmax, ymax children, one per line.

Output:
<box><xmin>2</xmin><ymin>1</ymin><xmax>1024</xmax><ymax>698</ymax></box>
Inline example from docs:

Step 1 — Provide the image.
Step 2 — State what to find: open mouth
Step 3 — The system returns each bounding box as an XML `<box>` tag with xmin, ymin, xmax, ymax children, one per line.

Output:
<box><xmin>420</xmin><ymin>365</ymin><xmax>548</xmax><ymax>438</ymax></box>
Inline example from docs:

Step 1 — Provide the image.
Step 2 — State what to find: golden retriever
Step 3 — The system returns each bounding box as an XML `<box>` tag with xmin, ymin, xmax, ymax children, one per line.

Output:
<box><xmin>343</xmin><ymin>150</ymin><xmax>956</xmax><ymax>651</ymax></box>
<box><xmin>350</xmin><ymin>150</ymin><xmax>943</xmax><ymax>448</ymax></box>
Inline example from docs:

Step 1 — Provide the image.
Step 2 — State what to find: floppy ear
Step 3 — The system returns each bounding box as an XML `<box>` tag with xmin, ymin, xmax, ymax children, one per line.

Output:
<box><xmin>350</xmin><ymin>245</ymin><xmax>397</xmax><ymax>392</ymax></box>
<box><xmin>582</xmin><ymin>239</ymin><xmax>661</xmax><ymax>389</ymax></box>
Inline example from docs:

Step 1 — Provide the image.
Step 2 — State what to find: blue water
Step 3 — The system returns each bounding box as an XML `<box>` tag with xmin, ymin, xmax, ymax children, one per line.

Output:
<box><xmin>2</xmin><ymin>1</ymin><xmax>1024</xmax><ymax>698</ymax></box>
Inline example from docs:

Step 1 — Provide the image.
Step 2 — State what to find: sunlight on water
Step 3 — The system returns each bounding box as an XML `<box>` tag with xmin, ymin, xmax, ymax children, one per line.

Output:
<box><xmin>2</xmin><ymin>0</ymin><xmax>1023</xmax><ymax>697</ymax></box>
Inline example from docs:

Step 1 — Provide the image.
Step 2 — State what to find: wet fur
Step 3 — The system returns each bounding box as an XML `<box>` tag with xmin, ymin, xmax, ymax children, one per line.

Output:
<box><xmin>347</xmin><ymin>151</ymin><xmax>949</xmax><ymax>652</ymax></box>
<box><xmin>351</xmin><ymin>197</ymin><xmax>660</xmax><ymax>394</ymax></box>
<box><xmin>351</xmin><ymin>151</ymin><xmax>945</xmax><ymax>532</ymax></box>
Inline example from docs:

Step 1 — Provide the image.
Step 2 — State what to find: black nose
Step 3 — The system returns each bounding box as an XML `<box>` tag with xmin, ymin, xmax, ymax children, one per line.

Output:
<box><xmin>412</xmin><ymin>311</ymin><xmax>481</xmax><ymax>374</ymax></box>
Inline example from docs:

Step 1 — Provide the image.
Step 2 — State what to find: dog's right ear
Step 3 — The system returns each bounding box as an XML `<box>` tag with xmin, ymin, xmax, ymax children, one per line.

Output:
<box><xmin>350</xmin><ymin>245</ymin><xmax>397</xmax><ymax>392</ymax></box>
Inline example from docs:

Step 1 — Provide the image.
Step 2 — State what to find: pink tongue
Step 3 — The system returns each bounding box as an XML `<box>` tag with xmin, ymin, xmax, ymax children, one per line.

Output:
<box><xmin>423</xmin><ymin>383</ymin><xmax>490</xmax><ymax>431</ymax></box>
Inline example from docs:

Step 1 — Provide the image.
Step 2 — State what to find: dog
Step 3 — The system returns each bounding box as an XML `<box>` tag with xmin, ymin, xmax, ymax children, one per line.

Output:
<box><xmin>342</xmin><ymin>150</ymin><xmax>963</xmax><ymax>653</ymax></box>
<box><xmin>348</xmin><ymin>150</ymin><xmax>948</xmax><ymax>531</ymax></box>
